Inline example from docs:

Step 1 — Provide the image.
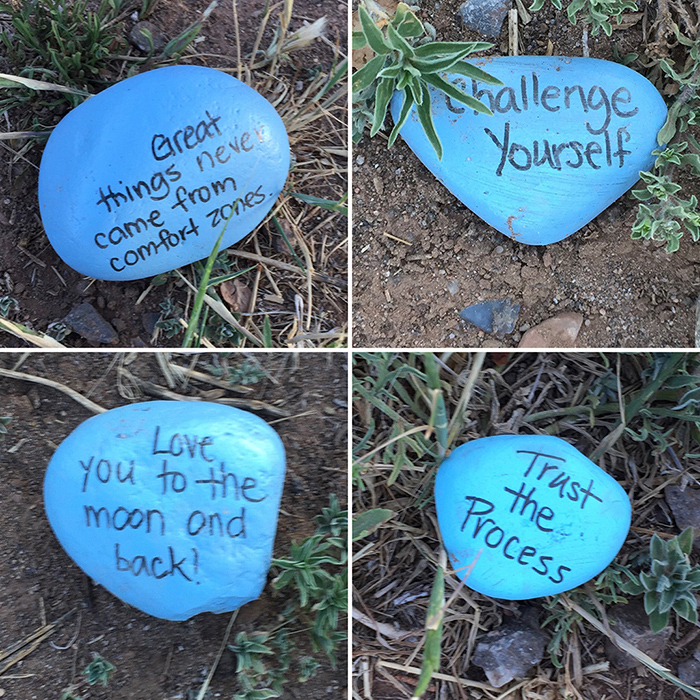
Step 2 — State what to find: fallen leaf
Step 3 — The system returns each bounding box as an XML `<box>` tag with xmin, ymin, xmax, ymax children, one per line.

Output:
<box><xmin>220</xmin><ymin>278</ymin><xmax>252</xmax><ymax>313</ymax></box>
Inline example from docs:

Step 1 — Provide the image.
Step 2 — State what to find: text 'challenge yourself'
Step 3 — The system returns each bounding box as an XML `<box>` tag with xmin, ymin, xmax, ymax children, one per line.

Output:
<box><xmin>392</xmin><ymin>57</ymin><xmax>667</xmax><ymax>245</ymax></box>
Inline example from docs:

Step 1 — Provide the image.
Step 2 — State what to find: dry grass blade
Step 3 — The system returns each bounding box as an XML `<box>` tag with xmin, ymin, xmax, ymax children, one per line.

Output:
<box><xmin>0</xmin><ymin>368</ymin><xmax>106</xmax><ymax>413</ymax></box>
<box><xmin>0</xmin><ymin>73</ymin><xmax>92</xmax><ymax>95</ymax></box>
<box><xmin>0</xmin><ymin>318</ymin><xmax>66</xmax><ymax>347</ymax></box>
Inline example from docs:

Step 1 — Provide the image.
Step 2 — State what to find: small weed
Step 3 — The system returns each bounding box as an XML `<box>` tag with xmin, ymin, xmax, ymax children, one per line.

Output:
<box><xmin>227</xmin><ymin>499</ymin><xmax>347</xmax><ymax>697</ymax></box>
<box><xmin>46</xmin><ymin>321</ymin><xmax>70</xmax><ymax>342</ymax></box>
<box><xmin>621</xmin><ymin>528</ymin><xmax>700</xmax><ymax>631</ymax></box>
<box><xmin>297</xmin><ymin>656</ymin><xmax>319</xmax><ymax>682</ymax></box>
<box><xmin>0</xmin><ymin>416</ymin><xmax>11</xmax><ymax>442</ymax></box>
<box><xmin>59</xmin><ymin>654</ymin><xmax>115</xmax><ymax>699</ymax></box>
<box><xmin>229</xmin><ymin>632</ymin><xmax>274</xmax><ymax>675</ymax></box>
<box><xmin>352</xmin><ymin>1</ymin><xmax>500</xmax><ymax>158</ymax></box>
<box><xmin>530</xmin><ymin>0</ymin><xmax>637</xmax><ymax>36</ymax></box>
<box><xmin>314</xmin><ymin>493</ymin><xmax>348</xmax><ymax>538</ymax></box>
<box><xmin>83</xmin><ymin>653</ymin><xmax>116</xmax><ymax>686</ymax></box>
<box><xmin>155</xmin><ymin>299</ymin><xmax>184</xmax><ymax>339</ymax></box>
<box><xmin>206</xmin><ymin>358</ymin><xmax>267</xmax><ymax>385</ymax></box>
<box><xmin>0</xmin><ymin>296</ymin><xmax>19</xmax><ymax>318</ymax></box>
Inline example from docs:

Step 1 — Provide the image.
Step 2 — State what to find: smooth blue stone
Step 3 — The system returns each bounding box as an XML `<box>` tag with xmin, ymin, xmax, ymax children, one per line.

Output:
<box><xmin>39</xmin><ymin>66</ymin><xmax>290</xmax><ymax>280</ymax></box>
<box><xmin>434</xmin><ymin>435</ymin><xmax>631</xmax><ymax>599</ymax></box>
<box><xmin>391</xmin><ymin>57</ymin><xmax>667</xmax><ymax>245</ymax></box>
<box><xmin>44</xmin><ymin>401</ymin><xmax>286</xmax><ymax>620</ymax></box>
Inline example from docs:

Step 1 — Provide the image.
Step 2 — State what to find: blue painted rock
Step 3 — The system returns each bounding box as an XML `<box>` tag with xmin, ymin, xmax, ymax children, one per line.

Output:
<box><xmin>39</xmin><ymin>66</ymin><xmax>290</xmax><ymax>280</ymax></box>
<box><xmin>434</xmin><ymin>435</ymin><xmax>631</xmax><ymax>599</ymax></box>
<box><xmin>44</xmin><ymin>401</ymin><xmax>286</xmax><ymax>620</ymax></box>
<box><xmin>391</xmin><ymin>57</ymin><xmax>667</xmax><ymax>245</ymax></box>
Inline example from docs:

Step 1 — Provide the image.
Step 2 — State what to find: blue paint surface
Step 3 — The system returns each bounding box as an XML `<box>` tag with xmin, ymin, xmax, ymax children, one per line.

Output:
<box><xmin>434</xmin><ymin>435</ymin><xmax>630</xmax><ymax>599</ymax></box>
<box><xmin>391</xmin><ymin>57</ymin><xmax>667</xmax><ymax>245</ymax></box>
<box><xmin>44</xmin><ymin>401</ymin><xmax>286</xmax><ymax>620</ymax></box>
<box><xmin>39</xmin><ymin>66</ymin><xmax>290</xmax><ymax>280</ymax></box>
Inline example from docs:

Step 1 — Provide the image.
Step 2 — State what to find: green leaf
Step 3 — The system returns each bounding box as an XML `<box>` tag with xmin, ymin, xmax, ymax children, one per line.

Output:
<box><xmin>678</xmin><ymin>527</ymin><xmax>695</xmax><ymax>555</ymax></box>
<box><xmin>648</xmin><ymin>607</ymin><xmax>669</xmax><ymax>633</ymax></box>
<box><xmin>359</xmin><ymin>5</ymin><xmax>391</xmax><ymax>55</ymax></box>
<box><xmin>413</xmin><ymin>561</ymin><xmax>444</xmax><ymax>697</ymax></box>
<box><xmin>263</xmin><ymin>315</ymin><xmax>273</xmax><ymax>347</ymax></box>
<box><xmin>352</xmin><ymin>508</ymin><xmax>394</xmax><ymax>541</ymax></box>
<box><xmin>386</xmin><ymin>23</ymin><xmax>414</xmax><ymax>57</ymax></box>
<box><xmin>388</xmin><ymin>90</ymin><xmax>414</xmax><ymax>147</ymax></box>
<box><xmin>410</xmin><ymin>46</ymin><xmax>484</xmax><ymax>74</ymax></box>
<box><xmin>650</xmin><ymin>534</ymin><xmax>667</xmax><ymax>562</ymax></box>
<box><xmin>289</xmin><ymin>192</ymin><xmax>348</xmax><ymax>216</ymax></box>
<box><xmin>416</xmin><ymin>81</ymin><xmax>442</xmax><ymax>160</ymax></box>
<box><xmin>449</xmin><ymin>60</ymin><xmax>503</xmax><ymax>86</ymax></box>
<box><xmin>391</xmin><ymin>3</ymin><xmax>424</xmax><ymax>37</ymax></box>
<box><xmin>413</xmin><ymin>41</ymin><xmax>492</xmax><ymax>59</ymax></box>
<box><xmin>423</xmin><ymin>73</ymin><xmax>493</xmax><ymax>115</ymax></box>
<box><xmin>370</xmin><ymin>77</ymin><xmax>396</xmax><ymax>136</ymax></box>
<box><xmin>353</xmin><ymin>53</ymin><xmax>386</xmax><ymax>92</ymax></box>
<box><xmin>352</xmin><ymin>30</ymin><xmax>367</xmax><ymax>50</ymax></box>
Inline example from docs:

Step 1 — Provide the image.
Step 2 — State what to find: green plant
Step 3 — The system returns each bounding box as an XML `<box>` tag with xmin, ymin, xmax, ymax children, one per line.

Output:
<box><xmin>621</xmin><ymin>528</ymin><xmax>700</xmax><ymax>631</ymax></box>
<box><xmin>272</xmin><ymin>534</ymin><xmax>343</xmax><ymax>607</ymax></box>
<box><xmin>530</xmin><ymin>0</ymin><xmax>637</xmax><ymax>36</ymax></box>
<box><xmin>59</xmin><ymin>654</ymin><xmax>115</xmax><ymax>699</ymax></box>
<box><xmin>229</xmin><ymin>632</ymin><xmax>274</xmax><ymax>676</ymax></box>
<box><xmin>630</xmin><ymin>29</ymin><xmax>700</xmax><ymax>253</ymax></box>
<box><xmin>0</xmin><ymin>297</ymin><xmax>19</xmax><ymax>318</ymax></box>
<box><xmin>155</xmin><ymin>299</ymin><xmax>184</xmax><ymax>339</ymax></box>
<box><xmin>83</xmin><ymin>654</ymin><xmax>116</xmax><ymax>686</ymax></box>
<box><xmin>0</xmin><ymin>416</ymin><xmax>11</xmax><ymax>442</ymax></box>
<box><xmin>0</xmin><ymin>0</ymin><xmax>125</xmax><ymax>94</ymax></box>
<box><xmin>313</xmin><ymin>494</ymin><xmax>347</xmax><ymax>537</ymax></box>
<box><xmin>352</xmin><ymin>2</ymin><xmax>500</xmax><ymax>158</ymax></box>
<box><xmin>297</xmin><ymin>656</ymin><xmax>319</xmax><ymax>682</ymax></box>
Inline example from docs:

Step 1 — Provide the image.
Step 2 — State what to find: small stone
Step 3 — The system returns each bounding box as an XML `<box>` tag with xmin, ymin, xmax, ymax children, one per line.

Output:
<box><xmin>605</xmin><ymin>600</ymin><xmax>672</xmax><ymax>669</ymax></box>
<box><xmin>518</xmin><ymin>312</ymin><xmax>583</xmax><ymax>348</ymax></box>
<box><xmin>64</xmin><ymin>302</ymin><xmax>118</xmax><ymax>344</ymax></box>
<box><xmin>391</xmin><ymin>57</ymin><xmax>667</xmax><ymax>245</ymax></box>
<box><xmin>142</xmin><ymin>311</ymin><xmax>161</xmax><ymax>335</ymax></box>
<box><xmin>39</xmin><ymin>66</ymin><xmax>290</xmax><ymax>280</ymax></box>
<box><xmin>44</xmin><ymin>401</ymin><xmax>286</xmax><ymax>620</ymax></box>
<box><xmin>434</xmin><ymin>435</ymin><xmax>631</xmax><ymax>599</ymax></box>
<box><xmin>664</xmin><ymin>486</ymin><xmax>700</xmax><ymax>550</ymax></box>
<box><xmin>679</xmin><ymin>657</ymin><xmax>700</xmax><ymax>686</ymax></box>
<box><xmin>458</xmin><ymin>0</ymin><xmax>511</xmax><ymax>38</ymax></box>
<box><xmin>459</xmin><ymin>298</ymin><xmax>520</xmax><ymax>337</ymax></box>
<box><xmin>128</xmin><ymin>21</ymin><xmax>168</xmax><ymax>52</ymax></box>
<box><xmin>356</xmin><ymin>155</ymin><xmax>365</xmax><ymax>165</ymax></box>
<box><xmin>472</xmin><ymin>619</ymin><xmax>548</xmax><ymax>687</ymax></box>
<box><xmin>447</xmin><ymin>280</ymin><xmax>460</xmax><ymax>295</ymax></box>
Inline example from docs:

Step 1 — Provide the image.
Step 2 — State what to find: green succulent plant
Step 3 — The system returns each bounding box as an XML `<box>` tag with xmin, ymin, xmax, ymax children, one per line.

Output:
<box><xmin>621</xmin><ymin>528</ymin><xmax>700</xmax><ymax>632</ymax></box>
<box><xmin>352</xmin><ymin>2</ymin><xmax>501</xmax><ymax>159</ymax></box>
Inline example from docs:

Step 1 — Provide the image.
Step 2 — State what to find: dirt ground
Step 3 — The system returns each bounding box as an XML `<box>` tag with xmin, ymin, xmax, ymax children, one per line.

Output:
<box><xmin>352</xmin><ymin>1</ymin><xmax>700</xmax><ymax>349</ymax></box>
<box><xmin>352</xmin><ymin>351</ymin><xmax>700</xmax><ymax>699</ymax></box>
<box><xmin>0</xmin><ymin>0</ymin><xmax>348</xmax><ymax>348</ymax></box>
<box><xmin>0</xmin><ymin>351</ymin><xmax>348</xmax><ymax>699</ymax></box>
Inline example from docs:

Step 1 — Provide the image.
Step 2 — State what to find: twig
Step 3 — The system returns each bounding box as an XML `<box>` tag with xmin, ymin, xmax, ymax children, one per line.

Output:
<box><xmin>196</xmin><ymin>610</ymin><xmax>239</xmax><ymax>700</ymax></box>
